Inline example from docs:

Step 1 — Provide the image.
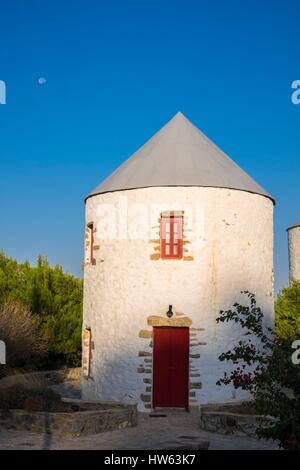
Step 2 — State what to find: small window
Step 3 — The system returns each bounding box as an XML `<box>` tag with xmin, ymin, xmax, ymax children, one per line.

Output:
<box><xmin>83</xmin><ymin>327</ymin><xmax>92</xmax><ymax>377</ymax></box>
<box><xmin>85</xmin><ymin>222</ymin><xmax>94</xmax><ymax>264</ymax></box>
<box><xmin>161</xmin><ymin>212</ymin><xmax>183</xmax><ymax>259</ymax></box>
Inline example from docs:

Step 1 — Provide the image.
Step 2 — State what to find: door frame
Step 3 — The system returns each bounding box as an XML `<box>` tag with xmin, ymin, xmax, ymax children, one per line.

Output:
<box><xmin>152</xmin><ymin>326</ymin><xmax>190</xmax><ymax>411</ymax></box>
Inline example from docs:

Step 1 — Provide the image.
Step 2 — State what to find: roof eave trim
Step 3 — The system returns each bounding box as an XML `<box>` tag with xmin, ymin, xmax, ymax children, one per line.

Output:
<box><xmin>84</xmin><ymin>185</ymin><xmax>275</xmax><ymax>205</ymax></box>
<box><xmin>287</xmin><ymin>224</ymin><xmax>300</xmax><ymax>231</ymax></box>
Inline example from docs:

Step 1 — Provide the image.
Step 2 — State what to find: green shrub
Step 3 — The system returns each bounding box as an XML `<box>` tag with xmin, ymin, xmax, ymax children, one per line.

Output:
<box><xmin>216</xmin><ymin>291</ymin><xmax>300</xmax><ymax>450</ymax></box>
<box><xmin>275</xmin><ymin>279</ymin><xmax>300</xmax><ymax>340</ymax></box>
<box><xmin>0</xmin><ymin>251</ymin><xmax>83</xmax><ymax>369</ymax></box>
<box><xmin>0</xmin><ymin>301</ymin><xmax>46</xmax><ymax>371</ymax></box>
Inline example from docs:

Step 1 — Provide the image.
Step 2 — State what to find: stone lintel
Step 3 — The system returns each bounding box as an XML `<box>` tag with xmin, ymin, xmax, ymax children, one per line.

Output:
<box><xmin>147</xmin><ymin>315</ymin><xmax>192</xmax><ymax>327</ymax></box>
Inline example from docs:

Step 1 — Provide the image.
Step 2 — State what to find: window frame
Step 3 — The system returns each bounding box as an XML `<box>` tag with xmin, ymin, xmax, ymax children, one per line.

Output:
<box><xmin>160</xmin><ymin>212</ymin><xmax>183</xmax><ymax>260</ymax></box>
<box><xmin>86</xmin><ymin>222</ymin><xmax>94</xmax><ymax>264</ymax></box>
<box><xmin>83</xmin><ymin>327</ymin><xmax>92</xmax><ymax>378</ymax></box>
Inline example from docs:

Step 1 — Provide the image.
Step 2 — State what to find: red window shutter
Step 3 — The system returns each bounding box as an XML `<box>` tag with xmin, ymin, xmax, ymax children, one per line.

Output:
<box><xmin>161</xmin><ymin>214</ymin><xmax>183</xmax><ymax>259</ymax></box>
<box><xmin>175</xmin><ymin>216</ymin><xmax>183</xmax><ymax>258</ymax></box>
<box><xmin>161</xmin><ymin>217</ymin><xmax>167</xmax><ymax>258</ymax></box>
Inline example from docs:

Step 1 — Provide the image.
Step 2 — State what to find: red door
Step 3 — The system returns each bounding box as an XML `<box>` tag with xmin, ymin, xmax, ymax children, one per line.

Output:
<box><xmin>153</xmin><ymin>327</ymin><xmax>189</xmax><ymax>409</ymax></box>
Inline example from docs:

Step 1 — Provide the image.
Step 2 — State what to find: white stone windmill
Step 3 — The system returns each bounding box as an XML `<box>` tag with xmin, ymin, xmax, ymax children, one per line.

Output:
<box><xmin>82</xmin><ymin>112</ymin><xmax>275</xmax><ymax>411</ymax></box>
<box><xmin>287</xmin><ymin>220</ymin><xmax>300</xmax><ymax>282</ymax></box>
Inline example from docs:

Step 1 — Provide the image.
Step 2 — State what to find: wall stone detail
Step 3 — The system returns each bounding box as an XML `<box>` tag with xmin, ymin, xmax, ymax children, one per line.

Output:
<box><xmin>138</xmin><ymin>351</ymin><xmax>152</xmax><ymax>357</ymax></box>
<box><xmin>138</xmin><ymin>330</ymin><xmax>152</xmax><ymax>339</ymax></box>
<box><xmin>190</xmin><ymin>382</ymin><xmax>202</xmax><ymax>389</ymax></box>
<box><xmin>140</xmin><ymin>394</ymin><xmax>151</xmax><ymax>402</ymax></box>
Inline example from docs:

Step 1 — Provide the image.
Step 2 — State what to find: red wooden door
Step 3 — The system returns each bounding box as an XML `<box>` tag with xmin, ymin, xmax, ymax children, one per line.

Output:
<box><xmin>153</xmin><ymin>327</ymin><xmax>189</xmax><ymax>409</ymax></box>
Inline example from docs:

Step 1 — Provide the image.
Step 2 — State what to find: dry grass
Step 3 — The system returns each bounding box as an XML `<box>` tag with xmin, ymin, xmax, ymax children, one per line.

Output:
<box><xmin>0</xmin><ymin>300</ymin><xmax>46</xmax><ymax>372</ymax></box>
<box><xmin>0</xmin><ymin>385</ymin><xmax>71</xmax><ymax>412</ymax></box>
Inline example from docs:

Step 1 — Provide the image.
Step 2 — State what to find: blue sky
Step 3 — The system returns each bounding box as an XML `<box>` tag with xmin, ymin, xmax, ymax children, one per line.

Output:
<box><xmin>0</xmin><ymin>0</ymin><xmax>299</xmax><ymax>292</ymax></box>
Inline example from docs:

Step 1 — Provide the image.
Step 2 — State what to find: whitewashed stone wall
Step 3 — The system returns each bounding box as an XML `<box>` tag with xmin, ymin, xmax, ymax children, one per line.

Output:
<box><xmin>82</xmin><ymin>187</ymin><xmax>274</xmax><ymax>411</ymax></box>
<box><xmin>288</xmin><ymin>226</ymin><xmax>300</xmax><ymax>281</ymax></box>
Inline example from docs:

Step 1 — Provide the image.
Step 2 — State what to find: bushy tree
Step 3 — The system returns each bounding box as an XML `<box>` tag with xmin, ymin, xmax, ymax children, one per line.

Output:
<box><xmin>275</xmin><ymin>279</ymin><xmax>300</xmax><ymax>340</ymax></box>
<box><xmin>216</xmin><ymin>291</ymin><xmax>300</xmax><ymax>450</ymax></box>
<box><xmin>0</xmin><ymin>251</ymin><xmax>83</xmax><ymax>368</ymax></box>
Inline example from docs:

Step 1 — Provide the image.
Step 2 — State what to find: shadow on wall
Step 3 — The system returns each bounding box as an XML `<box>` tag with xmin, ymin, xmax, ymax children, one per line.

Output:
<box><xmin>82</xmin><ymin>290</ymin><xmax>272</xmax><ymax>410</ymax></box>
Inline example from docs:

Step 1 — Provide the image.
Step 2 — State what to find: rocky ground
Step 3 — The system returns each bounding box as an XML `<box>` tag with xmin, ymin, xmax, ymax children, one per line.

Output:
<box><xmin>0</xmin><ymin>378</ymin><xmax>278</xmax><ymax>450</ymax></box>
<box><xmin>0</xmin><ymin>411</ymin><xmax>278</xmax><ymax>450</ymax></box>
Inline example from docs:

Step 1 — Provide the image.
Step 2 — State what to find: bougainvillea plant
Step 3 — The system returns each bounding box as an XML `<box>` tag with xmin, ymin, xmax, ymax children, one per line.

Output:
<box><xmin>216</xmin><ymin>291</ymin><xmax>300</xmax><ymax>450</ymax></box>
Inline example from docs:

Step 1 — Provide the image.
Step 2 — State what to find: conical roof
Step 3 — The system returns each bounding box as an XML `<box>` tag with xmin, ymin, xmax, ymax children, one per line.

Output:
<box><xmin>287</xmin><ymin>220</ymin><xmax>300</xmax><ymax>230</ymax></box>
<box><xmin>87</xmin><ymin>112</ymin><xmax>273</xmax><ymax>202</ymax></box>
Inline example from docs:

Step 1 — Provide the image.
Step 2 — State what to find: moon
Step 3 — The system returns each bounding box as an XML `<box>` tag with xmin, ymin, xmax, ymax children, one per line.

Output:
<box><xmin>38</xmin><ymin>77</ymin><xmax>47</xmax><ymax>85</ymax></box>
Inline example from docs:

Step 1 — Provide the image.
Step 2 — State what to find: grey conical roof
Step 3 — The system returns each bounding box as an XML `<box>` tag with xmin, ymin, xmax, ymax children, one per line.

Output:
<box><xmin>287</xmin><ymin>220</ymin><xmax>300</xmax><ymax>230</ymax></box>
<box><xmin>87</xmin><ymin>112</ymin><xmax>273</xmax><ymax>202</ymax></box>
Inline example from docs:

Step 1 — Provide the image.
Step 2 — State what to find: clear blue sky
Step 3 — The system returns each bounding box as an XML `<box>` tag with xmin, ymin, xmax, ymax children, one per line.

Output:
<box><xmin>0</xmin><ymin>0</ymin><xmax>299</xmax><ymax>293</ymax></box>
